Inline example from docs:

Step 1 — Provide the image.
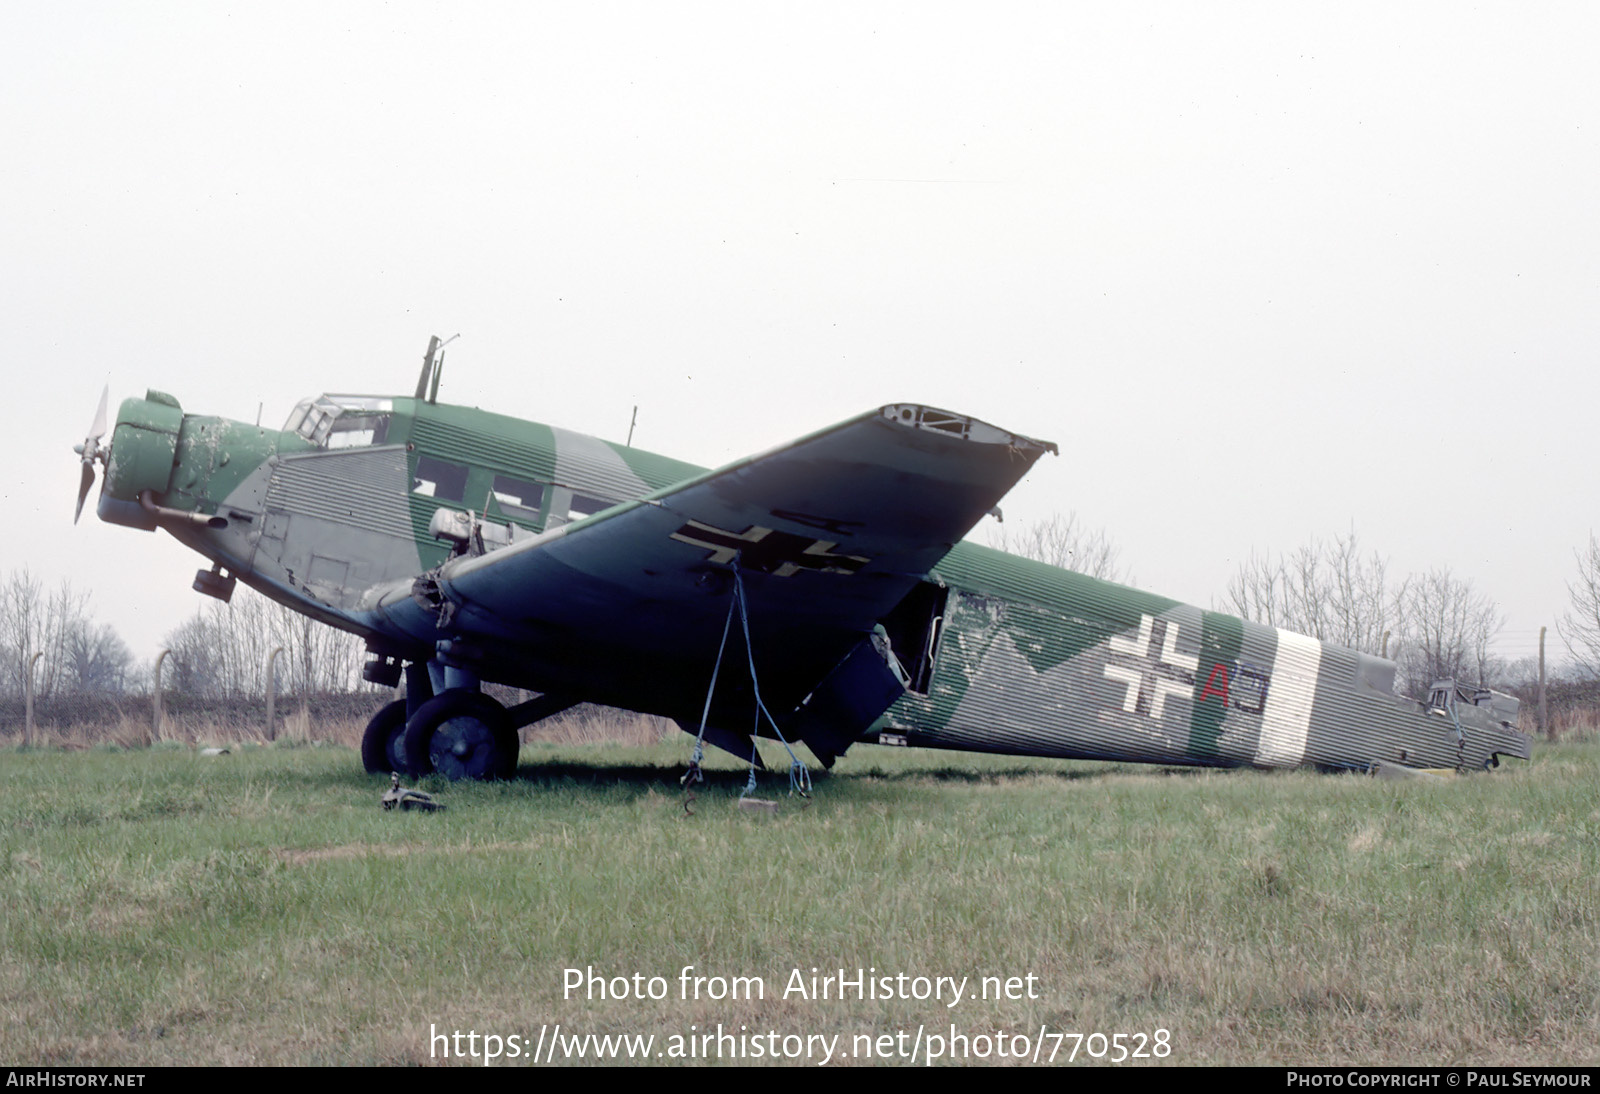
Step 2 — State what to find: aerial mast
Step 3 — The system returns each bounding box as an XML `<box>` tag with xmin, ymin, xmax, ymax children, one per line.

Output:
<box><xmin>413</xmin><ymin>334</ymin><xmax>459</xmax><ymax>403</ymax></box>
<box><xmin>413</xmin><ymin>336</ymin><xmax>439</xmax><ymax>400</ymax></box>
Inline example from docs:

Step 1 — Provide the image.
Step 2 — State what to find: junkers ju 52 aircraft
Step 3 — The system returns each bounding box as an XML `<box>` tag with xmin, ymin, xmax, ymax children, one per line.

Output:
<box><xmin>73</xmin><ymin>339</ymin><xmax>1531</xmax><ymax>783</ymax></box>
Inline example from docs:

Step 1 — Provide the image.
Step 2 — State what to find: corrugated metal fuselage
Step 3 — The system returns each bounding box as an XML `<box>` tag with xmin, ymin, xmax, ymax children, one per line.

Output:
<box><xmin>118</xmin><ymin>391</ymin><xmax>1531</xmax><ymax>775</ymax></box>
<box><xmin>876</xmin><ymin>545</ymin><xmax>1529</xmax><ymax>772</ymax></box>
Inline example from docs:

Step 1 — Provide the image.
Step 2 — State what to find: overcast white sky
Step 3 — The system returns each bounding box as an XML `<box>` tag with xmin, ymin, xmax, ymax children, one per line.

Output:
<box><xmin>3</xmin><ymin>2</ymin><xmax>1596</xmax><ymax>671</ymax></box>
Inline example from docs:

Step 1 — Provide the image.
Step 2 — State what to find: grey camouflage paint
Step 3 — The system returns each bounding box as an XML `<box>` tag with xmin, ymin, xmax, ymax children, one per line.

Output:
<box><xmin>877</xmin><ymin>549</ymin><xmax>1530</xmax><ymax>772</ymax></box>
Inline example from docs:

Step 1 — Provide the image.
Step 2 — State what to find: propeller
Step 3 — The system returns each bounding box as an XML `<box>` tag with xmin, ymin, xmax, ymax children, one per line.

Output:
<box><xmin>72</xmin><ymin>386</ymin><xmax>110</xmax><ymax>524</ymax></box>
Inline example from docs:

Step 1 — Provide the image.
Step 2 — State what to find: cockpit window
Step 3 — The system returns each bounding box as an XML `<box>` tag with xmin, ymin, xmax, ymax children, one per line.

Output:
<box><xmin>286</xmin><ymin>395</ymin><xmax>394</xmax><ymax>449</ymax></box>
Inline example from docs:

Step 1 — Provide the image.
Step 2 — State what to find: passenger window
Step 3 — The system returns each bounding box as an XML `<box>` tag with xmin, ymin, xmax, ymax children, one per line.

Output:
<box><xmin>568</xmin><ymin>494</ymin><xmax>612</xmax><ymax>521</ymax></box>
<box><xmin>493</xmin><ymin>475</ymin><xmax>546</xmax><ymax>522</ymax></box>
<box><xmin>413</xmin><ymin>456</ymin><xmax>468</xmax><ymax>502</ymax></box>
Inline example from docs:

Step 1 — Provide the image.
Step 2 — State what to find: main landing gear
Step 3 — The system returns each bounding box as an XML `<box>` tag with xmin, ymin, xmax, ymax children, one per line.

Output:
<box><xmin>362</xmin><ymin>688</ymin><xmax>517</xmax><ymax>782</ymax></box>
<box><xmin>404</xmin><ymin>690</ymin><xmax>519</xmax><ymax>781</ymax></box>
<box><xmin>360</xmin><ymin>661</ymin><xmax>580</xmax><ymax>782</ymax></box>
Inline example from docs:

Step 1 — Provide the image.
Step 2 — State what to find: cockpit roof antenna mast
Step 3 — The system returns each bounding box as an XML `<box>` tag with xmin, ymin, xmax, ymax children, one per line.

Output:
<box><xmin>414</xmin><ymin>333</ymin><xmax>460</xmax><ymax>404</ymax></box>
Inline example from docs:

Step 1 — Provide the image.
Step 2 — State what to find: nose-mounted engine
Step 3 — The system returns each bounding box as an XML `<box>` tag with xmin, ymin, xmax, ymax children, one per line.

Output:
<box><xmin>105</xmin><ymin>389</ymin><xmax>182</xmax><ymax>500</ymax></box>
<box><xmin>82</xmin><ymin>389</ymin><xmax>228</xmax><ymax>532</ymax></box>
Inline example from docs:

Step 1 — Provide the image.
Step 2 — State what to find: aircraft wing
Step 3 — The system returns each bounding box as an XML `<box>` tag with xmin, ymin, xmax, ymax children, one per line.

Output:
<box><xmin>361</xmin><ymin>404</ymin><xmax>1056</xmax><ymax>751</ymax></box>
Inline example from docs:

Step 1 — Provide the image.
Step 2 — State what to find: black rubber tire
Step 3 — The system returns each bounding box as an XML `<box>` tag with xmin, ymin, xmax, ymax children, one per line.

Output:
<box><xmin>359</xmin><ymin>700</ymin><xmax>409</xmax><ymax>775</ymax></box>
<box><xmin>401</xmin><ymin>690</ymin><xmax>518</xmax><ymax>781</ymax></box>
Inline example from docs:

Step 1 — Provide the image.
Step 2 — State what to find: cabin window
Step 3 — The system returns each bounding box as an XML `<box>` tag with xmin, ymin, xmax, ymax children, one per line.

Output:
<box><xmin>546</xmin><ymin>488</ymin><xmax>618</xmax><ymax>528</ymax></box>
<box><xmin>413</xmin><ymin>456</ymin><xmax>469</xmax><ymax>502</ymax></box>
<box><xmin>492</xmin><ymin>475</ymin><xmax>546</xmax><ymax>522</ymax></box>
<box><xmin>568</xmin><ymin>494</ymin><xmax>612</xmax><ymax>521</ymax></box>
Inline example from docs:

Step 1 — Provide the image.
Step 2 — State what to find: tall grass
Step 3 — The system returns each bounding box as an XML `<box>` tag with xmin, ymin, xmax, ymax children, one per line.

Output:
<box><xmin>1</xmin><ymin>700</ymin><xmax>673</xmax><ymax>751</ymax></box>
<box><xmin>0</xmin><ymin>738</ymin><xmax>1594</xmax><ymax>1066</ymax></box>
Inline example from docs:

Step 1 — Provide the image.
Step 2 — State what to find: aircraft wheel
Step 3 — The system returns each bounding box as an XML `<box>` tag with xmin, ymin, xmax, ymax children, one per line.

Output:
<box><xmin>360</xmin><ymin>700</ymin><xmax>409</xmax><ymax>775</ymax></box>
<box><xmin>402</xmin><ymin>689</ymin><xmax>518</xmax><ymax>781</ymax></box>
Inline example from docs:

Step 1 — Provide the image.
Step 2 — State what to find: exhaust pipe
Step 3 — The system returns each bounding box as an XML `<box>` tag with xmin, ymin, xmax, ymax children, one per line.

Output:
<box><xmin>139</xmin><ymin>490</ymin><xmax>227</xmax><ymax>530</ymax></box>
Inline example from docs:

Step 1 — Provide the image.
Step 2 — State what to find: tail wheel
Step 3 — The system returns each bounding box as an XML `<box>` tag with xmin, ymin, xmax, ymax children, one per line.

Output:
<box><xmin>401</xmin><ymin>690</ymin><xmax>518</xmax><ymax>781</ymax></box>
<box><xmin>359</xmin><ymin>700</ymin><xmax>409</xmax><ymax>775</ymax></box>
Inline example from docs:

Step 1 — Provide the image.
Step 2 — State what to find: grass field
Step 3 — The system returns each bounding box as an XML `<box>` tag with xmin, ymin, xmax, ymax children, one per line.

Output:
<box><xmin>0</xmin><ymin>734</ymin><xmax>1595</xmax><ymax>1066</ymax></box>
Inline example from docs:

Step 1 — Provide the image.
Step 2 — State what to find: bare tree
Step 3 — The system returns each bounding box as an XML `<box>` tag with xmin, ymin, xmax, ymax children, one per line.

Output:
<box><xmin>163</xmin><ymin>610</ymin><xmax>226</xmax><ymax>698</ymax></box>
<box><xmin>1222</xmin><ymin>549</ymin><xmax>1288</xmax><ymax>629</ymax></box>
<box><xmin>267</xmin><ymin>595</ymin><xmax>363</xmax><ymax>698</ymax></box>
<box><xmin>1397</xmin><ymin>566</ymin><xmax>1503</xmax><ymax>690</ymax></box>
<box><xmin>1222</xmin><ymin>529</ymin><xmax>1404</xmax><ymax>655</ymax></box>
<box><xmin>1323</xmin><ymin>532</ymin><xmax>1407</xmax><ymax>656</ymax></box>
<box><xmin>63</xmin><ymin>619</ymin><xmax>134</xmax><ymax>695</ymax></box>
<box><xmin>990</xmin><ymin>512</ymin><xmax>1126</xmax><ymax>582</ymax></box>
<box><xmin>1</xmin><ymin>568</ymin><xmax>92</xmax><ymax>701</ymax></box>
<box><xmin>1557</xmin><ymin>532</ymin><xmax>1600</xmax><ymax>680</ymax></box>
<box><xmin>161</xmin><ymin>586</ymin><xmax>368</xmax><ymax>699</ymax></box>
<box><xmin>1225</xmin><ymin>538</ymin><xmax>1506</xmax><ymax>695</ymax></box>
<box><xmin>0</xmin><ymin>568</ymin><xmax>45</xmax><ymax>699</ymax></box>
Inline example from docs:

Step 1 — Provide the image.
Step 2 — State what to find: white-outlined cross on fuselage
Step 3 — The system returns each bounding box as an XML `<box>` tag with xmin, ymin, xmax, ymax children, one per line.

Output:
<box><xmin>1102</xmin><ymin>613</ymin><xmax>1200</xmax><ymax>720</ymax></box>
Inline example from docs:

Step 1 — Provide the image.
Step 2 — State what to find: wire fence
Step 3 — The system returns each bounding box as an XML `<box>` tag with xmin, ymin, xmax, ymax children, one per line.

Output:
<box><xmin>0</xmin><ymin>689</ymin><xmax>677</xmax><ymax>750</ymax></box>
<box><xmin>3</xmin><ymin>681</ymin><xmax>1592</xmax><ymax>751</ymax></box>
<box><xmin>0</xmin><ymin>690</ymin><xmax>384</xmax><ymax>747</ymax></box>
<box><xmin>1502</xmin><ymin>679</ymin><xmax>1600</xmax><ymax>741</ymax></box>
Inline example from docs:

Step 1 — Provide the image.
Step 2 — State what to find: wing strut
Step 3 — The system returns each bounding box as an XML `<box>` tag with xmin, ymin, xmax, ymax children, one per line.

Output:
<box><xmin>680</xmin><ymin>560</ymin><xmax>813</xmax><ymax>812</ymax></box>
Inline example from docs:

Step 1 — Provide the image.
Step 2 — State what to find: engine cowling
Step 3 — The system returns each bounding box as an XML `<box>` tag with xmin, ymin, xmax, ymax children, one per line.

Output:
<box><xmin>104</xmin><ymin>390</ymin><xmax>183</xmax><ymax>500</ymax></box>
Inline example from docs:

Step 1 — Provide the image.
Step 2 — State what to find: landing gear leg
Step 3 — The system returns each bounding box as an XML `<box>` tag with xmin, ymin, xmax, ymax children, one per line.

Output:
<box><xmin>404</xmin><ymin>661</ymin><xmax>435</xmax><ymax>719</ymax></box>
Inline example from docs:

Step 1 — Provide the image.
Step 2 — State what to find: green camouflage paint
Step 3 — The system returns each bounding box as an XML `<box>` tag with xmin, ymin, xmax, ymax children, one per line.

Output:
<box><xmin>1187</xmin><ymin>610</ymin><xmax>1244</xmax><ymax>759</ymax></box>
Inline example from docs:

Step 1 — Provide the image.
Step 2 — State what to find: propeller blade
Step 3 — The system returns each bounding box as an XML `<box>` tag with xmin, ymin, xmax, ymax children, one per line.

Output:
<box><xmin>88</xmin><ymin>384</ymin><xmax>108</xmax><ymax>443</ymax></box>
<box><xmin>74</xmin><ymin>386</ymin><xmax>111</xmax><ymax>524</ymax></box>
<box><xmin>75</xmin><ymin>462</ymin><xmax>95</xmax><ymax>524</ymax></box>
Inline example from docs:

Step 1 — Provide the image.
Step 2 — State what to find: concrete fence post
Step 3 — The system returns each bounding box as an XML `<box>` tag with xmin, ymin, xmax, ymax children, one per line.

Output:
<box><xmin>265</xmin><ymin>647</ymin><xmax>284</xmax><ymax>742</ymax></box>
<box><xmin>152</xmin><ymin>649</ymin><xmax>170</xmax><ymax>743</ymax></box>
<box><xmin>23</xmin><ymin>650</ymin><xmax>43</xmax><ymax>748</ymax></box>
<box><xmin>1539</xmin><ymin>626</ymin><xmax>1550</xmax><ymax>740</ymax></box>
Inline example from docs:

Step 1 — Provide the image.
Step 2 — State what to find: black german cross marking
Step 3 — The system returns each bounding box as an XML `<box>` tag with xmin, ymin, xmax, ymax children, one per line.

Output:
<box><xmin>1101</xmin><ymin>613</ymin><xmax>1198</xmax><ymax>721</ymax></box>
<box><xmin>670</xmin><ymin>520</ymin><xmax>871</xmax><ymax>577</ymax></box>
